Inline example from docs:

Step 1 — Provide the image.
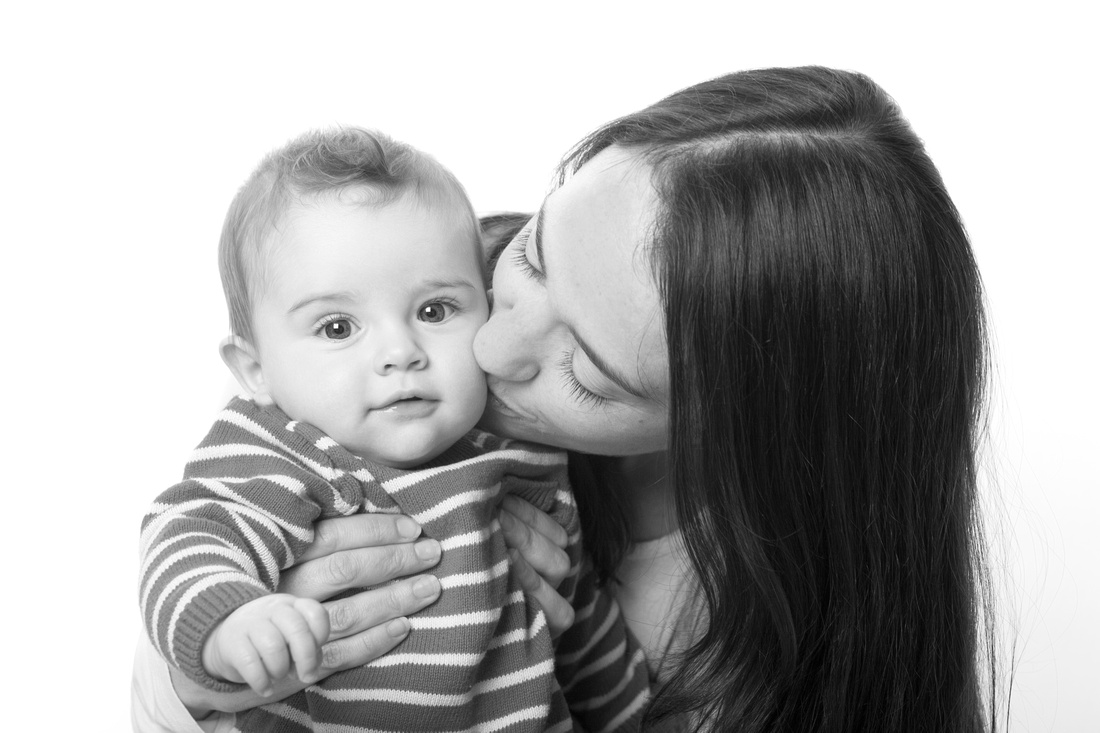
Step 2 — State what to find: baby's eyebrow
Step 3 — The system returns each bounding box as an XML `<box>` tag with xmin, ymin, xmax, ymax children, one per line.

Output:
<box><xmin>287</xmin><ymin>291</ymin><xmax>357</xmax><ymax>314</ymax></box>
<box><xmin>287</xmin><ymin>280</ymin><xmax>481</xmax><ymax>315</ymax></box>
<box><xmin>422</xmin><ymin>278</ymin><xmax>481</xmax><ymax>292</ymax></box>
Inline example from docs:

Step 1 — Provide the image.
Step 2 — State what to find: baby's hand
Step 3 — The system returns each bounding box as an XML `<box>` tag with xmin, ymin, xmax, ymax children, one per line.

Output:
<box><xmin>202</xmin><ymin>594</ymin><xmax>330</xmax><ymax>697</ymax></box>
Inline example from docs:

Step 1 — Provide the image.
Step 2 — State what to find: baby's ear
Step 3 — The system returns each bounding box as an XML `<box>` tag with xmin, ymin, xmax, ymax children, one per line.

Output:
<box><xmin>219</xmin><ymin>336</ymin><xmax>275</xmax><ymax>406</ymax></box>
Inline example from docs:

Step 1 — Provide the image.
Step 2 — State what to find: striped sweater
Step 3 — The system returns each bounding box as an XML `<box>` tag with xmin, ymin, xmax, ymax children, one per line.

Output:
<box><xmin>139</xmin><ymin>397</ymin><xmax>648</xmax><ymax>732</ymax></box>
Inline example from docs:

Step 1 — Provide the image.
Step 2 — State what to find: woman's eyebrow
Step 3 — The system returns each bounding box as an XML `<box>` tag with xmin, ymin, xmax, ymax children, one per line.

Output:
<box><xmin>541</xmin><ymin>203</ymin><xmax>648</xmax><ymax>401</ymax></box>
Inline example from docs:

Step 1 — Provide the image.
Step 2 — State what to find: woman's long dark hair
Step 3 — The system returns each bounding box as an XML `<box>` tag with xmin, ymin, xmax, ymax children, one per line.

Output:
<box><xmin>563</xmin><ymin>67</ymin><xmax>999</xmax><ymax>731</ymax></box>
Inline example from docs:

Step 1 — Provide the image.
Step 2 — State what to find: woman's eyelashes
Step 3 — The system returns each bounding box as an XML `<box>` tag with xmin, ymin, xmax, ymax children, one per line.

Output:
<box><xmin>558</xmin><ymin>351</ymin><xmax>609</xmax><ymax>408</ymax></box>
<box><xmin>510</xmin><ymin>225</ymin><xmax>606</xmax><ymax>407</ymax></box>
<box><xmin>509</xmin><ymin>229</ymin><xmax>544</xmax><ymax>281</ymax></box>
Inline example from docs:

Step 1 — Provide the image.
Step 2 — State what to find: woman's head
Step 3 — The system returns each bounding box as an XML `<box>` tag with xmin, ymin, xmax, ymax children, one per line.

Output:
<box><xmin>473</xmin><ymin>147</ymin><xmax>669</xmax><ymax>455</ymax></box>
<box><xmin>591</xmin><ymin>67</ymin><xmax>990</xmax><ymax>729</ymax></box>
<box><xmin>481</xmin><ymin>66</ymin><xmax>993</xmax><ymax>730</ymax></box>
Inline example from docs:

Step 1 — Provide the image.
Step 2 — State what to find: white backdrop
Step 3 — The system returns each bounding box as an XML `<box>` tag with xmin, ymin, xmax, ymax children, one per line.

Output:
<box><xmin>3</xmin><ymin>2</ymin><xmax>1095</xmax><ymax>731</ymax></box>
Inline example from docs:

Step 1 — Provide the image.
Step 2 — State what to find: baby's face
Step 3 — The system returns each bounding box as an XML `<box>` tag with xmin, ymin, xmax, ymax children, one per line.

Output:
<box><xmin>249</xmin><ymin>192</ymin><xmax>488</xmax><ymax>467</ymax></box>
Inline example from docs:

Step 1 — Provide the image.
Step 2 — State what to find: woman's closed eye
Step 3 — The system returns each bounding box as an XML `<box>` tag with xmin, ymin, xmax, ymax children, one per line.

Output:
<box><xmin>509</xmin><ymin>228</ymin><xmax>544</xmax><ymax>282</ymax></box>
<box><xmin>557</xmin><ymin>351</ymin><xmax>609</xmax><ymax>408</ymax></box>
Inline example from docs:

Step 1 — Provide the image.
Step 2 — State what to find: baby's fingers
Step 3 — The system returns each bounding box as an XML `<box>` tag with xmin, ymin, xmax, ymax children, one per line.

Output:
<box><xmin>231</xmin><ymin>641</ymin><xmax>275</xmax><ymax>697</ymax></box>
<box><xmin>295</xmin><ymin>597</ymin><xmax>331</xmax><ymax>644</ymax></box>
<box><xmin>247</xmin><ymin>620</ymin><xmax>292</xmax><ymax>692</ymax></box>
<box><xmin>271</xmin><ymin>602</ymin><xmax>327</xmax><ymax>683</ymax></box>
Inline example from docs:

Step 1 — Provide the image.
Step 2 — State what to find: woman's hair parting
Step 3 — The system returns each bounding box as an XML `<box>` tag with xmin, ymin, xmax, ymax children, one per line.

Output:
<box><xmin>565</xmin><ymin>66</ymin><xmax>1000</xmax><ymax>731</ymax></box>
<box><xmin>219</xmin><ymin>127</ymin><xmax>478</xmax><ymax>343</ymax></box>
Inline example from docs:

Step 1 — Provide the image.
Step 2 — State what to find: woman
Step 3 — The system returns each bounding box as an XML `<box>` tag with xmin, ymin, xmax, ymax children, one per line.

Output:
<box><xmin>134</xmin><ymin>66</ymin><xmax>998</xmax><ymax>732</ymax></box>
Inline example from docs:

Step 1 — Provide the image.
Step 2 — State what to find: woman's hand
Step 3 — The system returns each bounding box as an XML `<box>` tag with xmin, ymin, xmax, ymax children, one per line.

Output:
<box><xmin>175</xmin><ymin>513</ymin><xmax>443</xmax><ymax>716</ymax></box>
<box><xmin>174</xmin><ymin>502</ymin><xmax>574</xmax><ymax>718</ymax></box>
<box><xmin>499</xmin><ymin>495</ymin><xmax>575</xmax><ymax>636</ymax></box>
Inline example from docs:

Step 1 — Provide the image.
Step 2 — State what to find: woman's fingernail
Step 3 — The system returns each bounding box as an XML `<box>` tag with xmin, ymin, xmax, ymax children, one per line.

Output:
<box><xmin>396</xmin><ymin>516</ymin><xmax>421</xmax><ymax>539</ymax></box>
<box><xmin>414</xmin><ymin>539</ymin><xmax>440</xmax><ymax>561</ymax></box>
<box><xmin>387</xmin><ymin>618</ymin><xmax>411</xmax><ymax>638</ymax></box>
<box><xmin>499</xmin><ymin>510</ymin><xmax>515</xmax><ymax>530</ymax></box>
<box><xmin>413</xmin><ymin>575</ymin><xmax>440</xmax><ymax>599</ymax></box>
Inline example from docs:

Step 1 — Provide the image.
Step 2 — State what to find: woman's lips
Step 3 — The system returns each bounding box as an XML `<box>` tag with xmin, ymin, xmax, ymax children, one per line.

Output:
<box><xmin>486</xmin><ymin>389</ymin><xmax>533</xmax><ymax>422</ymax></box>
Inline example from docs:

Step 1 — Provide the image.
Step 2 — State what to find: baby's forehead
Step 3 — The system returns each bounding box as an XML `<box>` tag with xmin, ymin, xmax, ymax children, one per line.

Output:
<box><xmin>247</xmin><ymin>189</ymin><xmax>483</xmax><ymax>295</ymax></box>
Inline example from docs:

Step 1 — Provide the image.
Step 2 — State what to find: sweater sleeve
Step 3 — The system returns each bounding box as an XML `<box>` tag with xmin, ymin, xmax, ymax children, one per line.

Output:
<box><xmin>492</xmin><ymin>435</ymin><xmax>651</xmax><ymax>731</ymax></box>
<box><xmin>137</xmin><ymin>398</ymin><xmax>365</xmax><ymax>691</ymax></box>
<box><xmin>555</xmin><ymin>556</ymin><xmax>651</xmax><ymax>732</ymax></box>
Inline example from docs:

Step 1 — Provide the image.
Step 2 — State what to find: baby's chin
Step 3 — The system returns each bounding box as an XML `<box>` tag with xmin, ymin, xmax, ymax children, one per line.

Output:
<box><xmin>349</xmin><ymin>441</ymin><xmax>451</xmax><ymax>469</ymax></box>
<box><xmin>347</xmin><ymin>420</ymin><xmax>483</xmax><ymax>469</ymax></box>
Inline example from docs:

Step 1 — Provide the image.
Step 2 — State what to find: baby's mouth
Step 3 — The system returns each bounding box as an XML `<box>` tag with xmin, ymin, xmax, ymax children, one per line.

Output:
<box><xmin>381</xmin><ymin>396</ymin><xmax>421</xmax><ymax>409</ymax></box>
<box><xmin>375</xmin><ymin>393</ymin><xmax>438</xmax><ymax>415</ymax></box>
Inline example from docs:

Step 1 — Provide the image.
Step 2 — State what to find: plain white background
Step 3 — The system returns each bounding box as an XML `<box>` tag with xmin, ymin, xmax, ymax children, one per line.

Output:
<box><xmin>3</xmin><ymin>2</ymin><xmax>1095</xmax><ymax>730</ymax></box>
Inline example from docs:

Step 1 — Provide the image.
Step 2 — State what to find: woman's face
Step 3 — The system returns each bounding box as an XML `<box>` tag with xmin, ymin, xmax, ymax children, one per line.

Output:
<box><xmin>473</xmin><ymin>146</ymin><xmax>670</xmax><ymax>455</ymax></box>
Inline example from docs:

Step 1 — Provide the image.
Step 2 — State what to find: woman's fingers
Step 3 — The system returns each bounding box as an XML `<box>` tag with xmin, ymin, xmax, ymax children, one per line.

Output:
<box><xmin>279</xmin><ymin>538</ymin><xmax>441</xmax><ymax>600</ymax></box>
<box><xmin>509</xmin><ymin>549</ymin><xmax>575</xmax><ymax>638</ymax></box>
<box><xmin>501</xmin><ymin>496</ymin><xmax>568</xmax><ymax>549</ymax></box>
<box><xmin>499</xmin><ymin>499</ymin><xmax>570</xmax><ymax>590</ymax></box>
<box><xmin>320</xmin><ymin>617</ymin><xmax>413</xmax><ymax>672</ymax></box>
<box><xmin>325</xmin><ymin>575</ymin><xmax>441</xmax><ymax>640</ymax></box>
<box><xmin>298</xmin><ymin>514</ymin><xmax>423</xmax><ymax>562</ymax></box>
<box><xmin>499</xmin><ymin>496</ymin><xmax>575</xmax><ymax>637</ymax></box>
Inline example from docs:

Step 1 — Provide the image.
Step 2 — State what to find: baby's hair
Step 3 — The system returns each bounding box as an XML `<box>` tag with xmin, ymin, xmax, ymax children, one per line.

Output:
<box><xmin>478</xmin><ymin>212</ymin><xmax>532</xmax><ymax>273</ymax></box>
<box><xmin>219</xmin><ymin>127</ymin><xmax>479</xmax><ymax>343</ymax></box>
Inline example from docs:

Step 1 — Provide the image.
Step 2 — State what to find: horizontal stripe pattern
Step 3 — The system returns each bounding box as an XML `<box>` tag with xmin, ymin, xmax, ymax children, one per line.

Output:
<box><xmin>140</xmin><ymin>396</ymin><xmax>648</xmax><ymax>732</ymax></box>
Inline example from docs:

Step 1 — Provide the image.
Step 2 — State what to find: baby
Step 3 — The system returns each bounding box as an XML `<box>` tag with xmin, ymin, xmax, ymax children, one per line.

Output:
<box><xmin>138</xmin><ymin>128</ymin><xmax>647</xmax><ymax>732</ymax></box>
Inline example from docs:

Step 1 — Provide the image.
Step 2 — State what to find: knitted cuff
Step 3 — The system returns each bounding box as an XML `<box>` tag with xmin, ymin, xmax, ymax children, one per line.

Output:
<box><xmin>172</xmin><ymin>581</ymin><xmax>270</xmax><ymax>691</ymax></box>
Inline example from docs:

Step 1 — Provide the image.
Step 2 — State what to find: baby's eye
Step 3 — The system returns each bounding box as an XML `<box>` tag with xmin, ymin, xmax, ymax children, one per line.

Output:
<box><xmin>319</xmin><ymin>318</ymin><xmax>353</xmax><ymax>340</ymax></box>
<box><xmin>418</xmin><ymin>301</ymin><xmax>453</xmax><ymax>324</ymax></box>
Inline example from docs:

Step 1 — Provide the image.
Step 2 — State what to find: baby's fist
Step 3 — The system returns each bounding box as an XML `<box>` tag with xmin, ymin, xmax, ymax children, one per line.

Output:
<box><xmin>203</xmin><ymin>594</ymin><xmax>330</xmax><ymax>696</ymax></box>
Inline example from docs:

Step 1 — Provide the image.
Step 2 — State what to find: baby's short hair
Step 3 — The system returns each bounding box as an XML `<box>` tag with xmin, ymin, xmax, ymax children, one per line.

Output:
<box><xmin>219</xmin><ymin>127</ymin><xmax>479</xmax><ymax>343</ymax></box>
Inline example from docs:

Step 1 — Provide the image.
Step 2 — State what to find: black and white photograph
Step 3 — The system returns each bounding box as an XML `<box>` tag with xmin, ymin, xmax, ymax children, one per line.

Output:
<box><xmin>5</xmin><ymin>2</ymin><xmax>1095</xmax><ymax>731</ymax></box>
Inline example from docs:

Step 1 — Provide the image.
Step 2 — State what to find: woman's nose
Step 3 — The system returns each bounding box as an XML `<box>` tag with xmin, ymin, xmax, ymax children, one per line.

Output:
<box><xmin>372</xmin><ymin>326</ymin><xmax>427</xmax><ymax>375</ymax></box>
<box><xmin>473</xmin><ymin>307</ymin><xmax>540</xmax><ymax>382</ymax></box>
